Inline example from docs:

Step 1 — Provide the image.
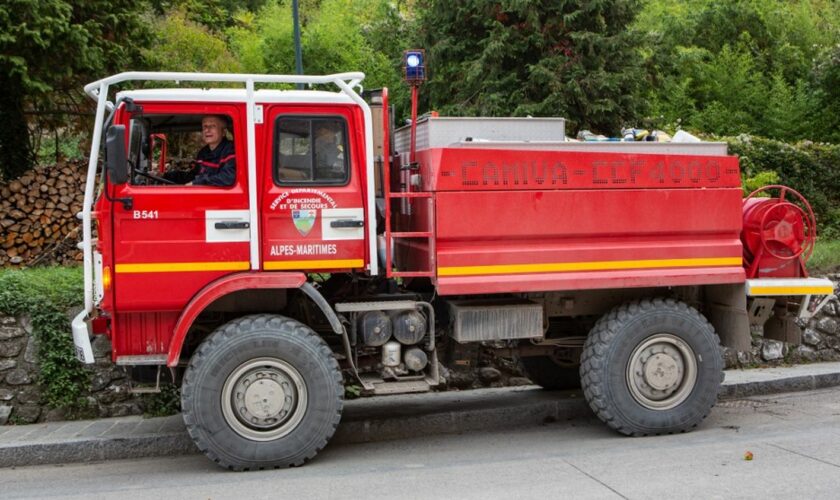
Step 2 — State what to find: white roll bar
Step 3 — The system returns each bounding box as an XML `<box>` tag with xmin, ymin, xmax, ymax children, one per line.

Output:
<box><xmin>78</xmin><ymin>71</ymin><xmax>377</xmax><ymax>324</ymax></box>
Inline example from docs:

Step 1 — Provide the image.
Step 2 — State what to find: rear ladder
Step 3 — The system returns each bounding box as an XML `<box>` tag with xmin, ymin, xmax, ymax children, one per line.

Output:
<box><xmin>381</xmin><ymin>89</ymin><xmax>435</xmax><ymax>279</ymax></box>
<box><xmin>385</xmin><ymin>188</ymin><xmax>435</xmax><ymax>278</ymax></box>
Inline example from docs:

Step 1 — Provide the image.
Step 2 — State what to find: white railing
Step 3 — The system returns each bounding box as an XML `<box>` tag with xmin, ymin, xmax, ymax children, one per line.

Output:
<box><xmin>77</xmin><ymin>72</ymin><xmax>377</xmax><ymax>340</ymax></box>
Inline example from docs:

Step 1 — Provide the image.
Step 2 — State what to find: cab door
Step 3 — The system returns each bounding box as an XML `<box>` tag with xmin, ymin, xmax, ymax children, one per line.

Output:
<box><xmin>111</xmin><ymin>103</ymin><xmax>251</xmax><ymax>314</ymax></box>
<box><xmin>261</xmin><ymin>106</ymin><xmax>367</xmax><ymax>272</ymax></box>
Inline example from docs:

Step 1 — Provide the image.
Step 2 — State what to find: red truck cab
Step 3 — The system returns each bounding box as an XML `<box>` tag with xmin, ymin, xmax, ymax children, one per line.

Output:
<box><xmin>93</xmin><ymin>88</ymin><xmax>372</xmax><ymax>362</ymax></box>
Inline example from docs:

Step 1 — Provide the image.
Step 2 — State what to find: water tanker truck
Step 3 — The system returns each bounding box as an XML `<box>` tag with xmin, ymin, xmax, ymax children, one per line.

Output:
<box><xmin>73</xmin><ymin>60</ymin><xmax>834</xmax><ymax>470</ymax></box>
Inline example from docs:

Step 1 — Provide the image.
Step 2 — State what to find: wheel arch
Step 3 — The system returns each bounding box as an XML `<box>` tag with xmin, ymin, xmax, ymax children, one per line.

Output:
<box><xmin>166</xmin><ymin>272</ymin><xmax>342</xmax><ymax>366</ymax></box>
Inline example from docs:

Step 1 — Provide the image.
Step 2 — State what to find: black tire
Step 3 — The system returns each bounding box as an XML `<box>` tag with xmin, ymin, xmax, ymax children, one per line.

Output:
<box><xmin>181</xmin><ymin>314</ymin><xmax>343</xmax><ymax>470</ymax></box>
<box><xmin>580</xmin><ymin>298</ymin><xmax>723</xmax><ymax>436</ymax></box>
<box><xmin>521</xmin><ymin>356</ymin><xmax>581</xmax><ymax>390</ymax></box>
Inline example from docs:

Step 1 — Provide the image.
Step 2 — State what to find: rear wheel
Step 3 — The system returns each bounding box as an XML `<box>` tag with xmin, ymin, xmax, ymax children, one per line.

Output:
<box><xmin>580</xmin><ymin>298</ymin><xmax>723</xmax><ymax>436</ymax></box>
<box><xmin>182</xmin><ymin>314</ymin><xmax>343</xmax><ymax>470</ymax></box>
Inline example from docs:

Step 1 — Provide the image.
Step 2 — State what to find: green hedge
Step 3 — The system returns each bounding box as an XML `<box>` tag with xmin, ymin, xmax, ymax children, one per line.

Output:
<box><xmin>726</xmin><ymin>136</ymin><xmax>840</xmax><ymax>238</ymax></box>
<box><xmin>0</xmin><ymin>267</ymin><xmax>88</xmax><ymax>410</ymax></box>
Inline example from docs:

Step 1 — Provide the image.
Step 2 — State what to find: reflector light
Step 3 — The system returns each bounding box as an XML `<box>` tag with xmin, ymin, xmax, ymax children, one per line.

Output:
<box><xmin>102</xmin><ymin>265</ymin><xmax>112</xmax><ymax>291</ymax></box>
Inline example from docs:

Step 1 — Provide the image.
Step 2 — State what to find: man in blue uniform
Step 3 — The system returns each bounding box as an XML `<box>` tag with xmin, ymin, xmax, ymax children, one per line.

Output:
<box><xmin>166</xmin><ymin>115</ymin><xmax>236</xmax><ymax>186</ymax></box>
<box><xmin>192</xmin><ymin>115</ymin><xmax>236</xmax><ymax>186</ymax></box>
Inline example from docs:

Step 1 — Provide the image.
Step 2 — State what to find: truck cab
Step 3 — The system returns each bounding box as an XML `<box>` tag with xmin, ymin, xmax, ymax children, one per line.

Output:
<box><xmin>92</xmin><ymin>87</ymin><xmax>374</xmax><ymax>363</ymax></box>
<box><xmin>73</xmin><ymin>71</ymin><xmax>834</xmax><ymax>471</ymax></box>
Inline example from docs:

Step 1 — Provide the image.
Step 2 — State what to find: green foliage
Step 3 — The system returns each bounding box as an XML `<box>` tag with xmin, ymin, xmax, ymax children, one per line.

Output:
<box><xmin>144</xmin><ymin>8</ymin><xmax>242</xmax><ymax>73</ymax></box>
<box><xmin>742</xmin><ymin>170</ymin><xmax>779</xmax><ymax>196</ymax></box>
<box><xmin>811</xmin><ymin>44</ymin><xmax>840</xmax><ymax>144</ymax></box>
<box><xmin>227</xmin><ymin>2</ymin><xmax>294</xmax><ymax>75</ymax></box>
<box><xmin>36</xmin><ymin>131</ymin><xmax>86</xmax><ymax>164</ymax></box>
<box><xmin>0</xmin><ymin>0</ymin><xmax>152</xmax><ymax>179</ymax></box>
<box><xmin>415</xmin><ymin>0</ymin><xmax>645</xmax><ymax>134</ymax></box>
<box><xmin>226</xmin><ymin>0</ymin><xmax>410</xmax><ymax>114</ymax></box>
<box><xmin>639</xmin><ymin>0</ymin><xmax>840</xmax><ymax>142</ymax></box>
<box><xmin>344</xmin><ymin>383</ymin><xmax>362</xmax><ymax>399</ymax></box>
<box><xmin>726</xmin><ymin>136</ymin><xmax>840</xmax><ymax>238</ymax></box>
<box><xmin>808</xmin><ymin>240</ymin><xmax>840</xmax><ymax>273</ymax></box>
<box><xmin>151</xmin><ymin>0</ymin><xmax>270</xmax><ymax>30</ymax></box>
<box><xmin>0</xmin><ymin>267</ymin><xmax>88</xmax><ymax>410</ymax></box>
<box><xmin>143</xmin><ymin>383</ymin><xmax>181</xmax><ymax>417</ymax></box>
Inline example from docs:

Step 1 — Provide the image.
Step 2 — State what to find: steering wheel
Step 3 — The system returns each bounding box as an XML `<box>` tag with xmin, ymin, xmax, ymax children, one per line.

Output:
<box><xmin>129</xmin><ymin>159</ymin><xmax>176</xmax><ymax>185</ymax></box>
<box><xmin>135</xmin><ymin>169</ymin><xmax>176</xmax><ymax>185</ymax></box>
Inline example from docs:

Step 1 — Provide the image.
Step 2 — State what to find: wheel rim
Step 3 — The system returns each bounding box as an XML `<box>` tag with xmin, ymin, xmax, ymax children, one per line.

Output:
<box><xmin>626</xmin><ymin>334</ymin><xmax>697</xmax><ymax>410</ymax></box>
<box><xmin>221</xmin><ymin>357</ymin><xmax>308</xmax><ymax>442</ymax></box>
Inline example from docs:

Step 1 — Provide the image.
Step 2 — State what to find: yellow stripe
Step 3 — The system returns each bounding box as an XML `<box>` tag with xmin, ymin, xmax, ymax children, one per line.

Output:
<box><xmin>750</xmin><ymin>286</ymin><xmax>834</xmax><ymax>296</ymax></box>
<box><xmin>438</xmin><ymin>257</ymin><xmax>743</xmax><ymax>277</ymax></box>
<box><xmin>264</xmin><ymin>259</ymin><xmax>364</xmax><ymax>270</ymax></box>
<box><xmin>115</xmin><ymin>261</ymin><xmax>250</xmax><ymax>274</ymax></box>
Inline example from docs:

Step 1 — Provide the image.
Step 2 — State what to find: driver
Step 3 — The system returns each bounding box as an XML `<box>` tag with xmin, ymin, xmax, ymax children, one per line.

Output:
<box><xmin>166</xmin><ymin>115</ymin><xmax>236</xmax><ymax>186</ymax></box>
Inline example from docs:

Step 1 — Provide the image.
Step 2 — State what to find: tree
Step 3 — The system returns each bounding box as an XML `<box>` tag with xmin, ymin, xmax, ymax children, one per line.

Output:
<box><xmin>227</xmin><ymin>0</ymin><xmax>409</xmax><ymax>114</ymax></box>
<box><xmin>414</xmin><ymin>0</ymin><xmax>645</xmax><ymax>134</ymax></box>
<box><xmin>637</xmin><ymin>0</ymin><xmax>840</xmax><ymax>141</ymax></box>
<box><xmin>144</xmin><ymin>9</ymin><xmax>242</xmax><ymax>74</ymax></box>
<box><xmin>0</xmin><ymin>0</ymin><xmax>151</xmax><ymax>179</ymax></box>
<box><xmin>811</xmin><ymin>44</ymin><xmax>840</xmax><ymax>143</ymax></box>
<box><xmin>149</xmin><ymin>0</ymin><xmax>270</xmax><ymax>30</ymax></box>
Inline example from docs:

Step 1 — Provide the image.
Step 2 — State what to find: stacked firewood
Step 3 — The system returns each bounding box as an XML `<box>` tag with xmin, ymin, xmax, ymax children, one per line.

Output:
<box><xmin>1</xmin><ymin>161</ymin><xmax>86</xmax><ymax>267</ymax></box>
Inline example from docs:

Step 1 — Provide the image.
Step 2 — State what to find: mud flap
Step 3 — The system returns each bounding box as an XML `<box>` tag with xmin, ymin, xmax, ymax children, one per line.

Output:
<box><xmin>72</xmin><ymin>310</ymin><xmax>95</xmax><ymax>363</ymax></box>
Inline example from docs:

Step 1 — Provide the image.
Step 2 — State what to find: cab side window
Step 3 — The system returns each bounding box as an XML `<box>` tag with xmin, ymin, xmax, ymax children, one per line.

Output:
<box><xmin>274</xmin><ymin>117</ymin><xmax>349</xmax><ymax>185</ymax></box>
<box><xmin>126</xmin><ymin>113</ymin><xmax>236</xmax><ymax>187</ymax></box>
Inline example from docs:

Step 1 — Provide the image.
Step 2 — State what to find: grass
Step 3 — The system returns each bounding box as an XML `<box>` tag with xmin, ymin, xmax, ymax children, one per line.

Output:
<box><xmin>0</xmin><ymin>266</ymin><xmax>83</xmax><ymax>314</ymax></box>
<box><xmin>808</xmin><ymin>240</ymin><xmax>840</xmax><ymax>274</ymax></box>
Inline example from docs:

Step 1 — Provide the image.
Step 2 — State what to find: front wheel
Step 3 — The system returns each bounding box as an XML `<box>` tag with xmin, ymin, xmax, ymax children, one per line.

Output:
<box><xmin>181</xmin><ymin>314</ymin><xmax>343</xmax><ymax>470</ymax></box>
<box><xmin>580</xmin><ymin>298</ymin><xmax>723</xmax><ymax>436</ymax></box>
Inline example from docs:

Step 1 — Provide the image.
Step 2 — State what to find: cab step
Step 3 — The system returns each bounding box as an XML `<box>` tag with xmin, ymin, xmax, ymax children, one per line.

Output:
<box><xmin>115</xmin><ymin>354</ymin><xmax>167</xmax><ymax>366</ymax></box>
<box><xmin>127</xmin><ymin>365</ymin><xmax>163</xmax><ymax>394</ymax></box>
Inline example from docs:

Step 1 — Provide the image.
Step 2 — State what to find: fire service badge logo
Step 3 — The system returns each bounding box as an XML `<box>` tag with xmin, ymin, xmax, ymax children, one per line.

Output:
<box><xmin>292</xmin><ymin>209</ymin><xmax>317</xmax><ymax>236</ymax></box>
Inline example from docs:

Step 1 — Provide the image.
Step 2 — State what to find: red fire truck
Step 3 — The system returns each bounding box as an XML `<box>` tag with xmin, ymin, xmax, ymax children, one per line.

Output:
<box><xmin>74</xmin><ymin>67</ymin><xmax>834</xmax><ymax>470</ymax></box>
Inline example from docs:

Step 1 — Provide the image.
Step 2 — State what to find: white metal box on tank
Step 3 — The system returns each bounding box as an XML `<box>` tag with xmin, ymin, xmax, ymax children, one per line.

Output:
<box><xmin>394</xmin><ymin>116</ymin><xmax>567</xmax><ymax>153</ymax></box>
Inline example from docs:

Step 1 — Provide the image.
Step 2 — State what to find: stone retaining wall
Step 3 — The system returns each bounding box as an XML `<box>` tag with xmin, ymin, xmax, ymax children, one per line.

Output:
<box><xmin>0</xmin><ymin>318</ymin><xmax>143</xmax><ymax>425</ymax></box>
<box><xmin>1</xmin><ymin>280</ymin><xmax>839</xmax><ymax>424</ymax></box>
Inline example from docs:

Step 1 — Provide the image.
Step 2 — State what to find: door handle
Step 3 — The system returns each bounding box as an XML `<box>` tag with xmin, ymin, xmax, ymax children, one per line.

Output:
<box><xmin>330</xmin><ymin>219</ymin><xmax>364</xmax><ymax>228</ymax></box>
<box><xmin>215</xmin><ymin>221</ymin><xmax>250</xmax><ymax>230</ymax></box>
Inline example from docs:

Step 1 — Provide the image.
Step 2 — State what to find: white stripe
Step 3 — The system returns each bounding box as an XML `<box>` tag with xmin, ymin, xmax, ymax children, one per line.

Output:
<box><xmin>746</xmin><ymin>278</ymin><xmax>835</xmax><ymax>296</ymax></box>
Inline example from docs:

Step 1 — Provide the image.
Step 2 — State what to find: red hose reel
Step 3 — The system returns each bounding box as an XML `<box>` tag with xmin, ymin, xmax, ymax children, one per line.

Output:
<box><xmin>741</xmin><ymin>185</ymin><xmax>816</xmax><ymax>279</ymax></box>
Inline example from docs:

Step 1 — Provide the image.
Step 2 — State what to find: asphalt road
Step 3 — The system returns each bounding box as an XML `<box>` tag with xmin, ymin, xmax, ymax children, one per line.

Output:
<box><xmin>3</xmin><ymin>387</ymin><xmax>840</xmax><ymax>500</ymax></box>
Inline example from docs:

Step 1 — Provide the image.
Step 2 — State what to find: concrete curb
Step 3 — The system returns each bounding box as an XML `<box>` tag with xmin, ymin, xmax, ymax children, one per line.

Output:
<box><xmin>3</xmin><ymin>362</ymin><xmax>840</xmax><ymax>469</ymax></box>
<box><xmin>718</xmin><ymin>371</ymin><xmax>840</xmax><ymax>399</ymax></box>
<box><xmin>0</xmin><ymin>433</ymin><xmax>196</xmax><ymax>470</ymax></box>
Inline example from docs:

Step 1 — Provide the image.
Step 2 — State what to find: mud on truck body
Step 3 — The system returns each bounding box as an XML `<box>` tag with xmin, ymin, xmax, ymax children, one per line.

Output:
<box><xmin>73</xmin><ymin>71</ymin><xmax>834</xmax><ymax>470</ymax></box>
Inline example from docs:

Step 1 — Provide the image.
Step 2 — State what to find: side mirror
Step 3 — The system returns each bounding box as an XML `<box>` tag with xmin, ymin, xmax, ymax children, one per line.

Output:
<box><xmin>106</xmin><ymin>125</ymin><xmax>128</xmax><ymax>185</ymax></box>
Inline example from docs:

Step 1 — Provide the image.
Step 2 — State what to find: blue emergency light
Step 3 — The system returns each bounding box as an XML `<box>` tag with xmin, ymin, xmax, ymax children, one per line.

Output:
<box><xmin>403</xmin><ymin>49</ymin><xmax>426</xmax><ymax>83</ymax></box>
